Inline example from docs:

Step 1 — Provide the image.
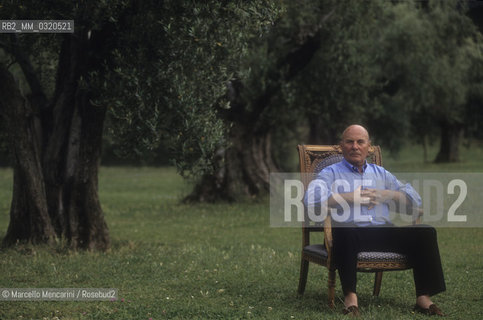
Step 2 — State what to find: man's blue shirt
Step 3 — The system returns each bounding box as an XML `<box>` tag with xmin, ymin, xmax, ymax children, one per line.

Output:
<box><xmin>304</xmin><ymin>158</ymin><xmax>422</xmax><ymax>227</ymax></box>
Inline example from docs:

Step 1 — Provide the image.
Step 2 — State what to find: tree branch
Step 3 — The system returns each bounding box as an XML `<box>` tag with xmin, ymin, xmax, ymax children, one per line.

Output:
<box><xmin>247</xmin><ymin>9</ymin><xmax>335</xmax><ymax>127</ymax></box>
<box><xmin>2</xmin><ymin>35</ymin><xmax>48</xmax><ymax>112</ymax></box>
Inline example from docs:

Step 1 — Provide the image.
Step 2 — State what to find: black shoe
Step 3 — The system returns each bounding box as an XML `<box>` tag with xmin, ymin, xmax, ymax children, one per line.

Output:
<box><xmin>414</xmin><ymin>304</ymin><xmax>445</xmax><ymax>316</ymax></box>
<box><xmin>343</xmin><ymin>305</ymin><xmax>360</xmax><ymax>317</ymax></box>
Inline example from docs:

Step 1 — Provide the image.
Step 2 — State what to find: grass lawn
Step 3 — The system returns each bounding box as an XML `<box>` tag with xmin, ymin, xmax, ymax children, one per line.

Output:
<box><xmin>383</xmin><ymin>140</ymin><xmax>483</xmax><ymax>172</ymax></box>
<box><xmin>0</xmin><ymin>146</ymin><xmax>482</xmax><ymax>319</ymax></box>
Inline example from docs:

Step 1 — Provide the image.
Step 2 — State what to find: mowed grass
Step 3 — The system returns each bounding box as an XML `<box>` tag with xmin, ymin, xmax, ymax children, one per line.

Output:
<box><xmin>383</xmin><ymin>140</ymin><xmax>483</xmax><ymax>172</ymax></box>
<box><xmin>0</xmin><ymin>152</ymin><xmax>482</xmax><ymax>319</ymax></box>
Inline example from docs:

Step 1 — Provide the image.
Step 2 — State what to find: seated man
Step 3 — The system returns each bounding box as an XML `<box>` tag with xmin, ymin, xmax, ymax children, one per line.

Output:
<box><xmin>305</xmin><ymin>124</ymin><xmax>445</xmax><ymax>317</ymax></box>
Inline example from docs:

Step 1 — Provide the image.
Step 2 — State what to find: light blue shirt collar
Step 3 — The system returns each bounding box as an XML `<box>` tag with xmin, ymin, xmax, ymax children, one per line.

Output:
<box><xmin>341</xmin><ymin>158</ymin><xmax>368</xmax><ymax>173</ymax></box>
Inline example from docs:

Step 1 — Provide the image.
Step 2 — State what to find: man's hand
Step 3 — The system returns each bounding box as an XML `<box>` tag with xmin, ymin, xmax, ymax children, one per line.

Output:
<box><xmin>327</xmin><ymin>186</ymin><xmax>405</xmax><ymax>210</ymax></box>
<box><xmin>327</xmin><ymin>185</ymin><xmax>371</xmax><ymax>208</ymax></box>
<box><xmin>360</xmin><ymin>188</ymin><xmax>384</xmax><ymax>209</ymax></box>
<box><xmin>361</xmin><ymin>188</ymin><xmax>404</xmax><ymax>209</ymax></box>
<box><xmin>354</xmin><ymin>185</ymin><xmax>372</xmax><ymax>207</ymax></box>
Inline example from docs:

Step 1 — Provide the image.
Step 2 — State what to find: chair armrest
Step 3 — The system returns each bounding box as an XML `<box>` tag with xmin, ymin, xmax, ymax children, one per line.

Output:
<box><xmin>323</xmin><ymin>214</ymin><xmax>336</xmax><ymax>269</ymax></box>
<box><xmin>412</xmin><ymin>207</ymin><xmax>423</xmax><ymax>225</ymax></box>
<box><xmin>324</xmin><ymin>214</ymin><xmax>333</xmax><ymax>253</ymax></box>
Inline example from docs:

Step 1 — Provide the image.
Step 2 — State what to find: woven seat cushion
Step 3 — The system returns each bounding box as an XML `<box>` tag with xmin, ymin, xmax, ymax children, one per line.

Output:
<box><xmin>303</xmin><ymin>245</ymin><xmax>408</xmax><ymax>263</ymax></box>
<box><xmin>357</xmin><ymin>251</ymin><xmax>408</xmax><ymax>263</ymax></box>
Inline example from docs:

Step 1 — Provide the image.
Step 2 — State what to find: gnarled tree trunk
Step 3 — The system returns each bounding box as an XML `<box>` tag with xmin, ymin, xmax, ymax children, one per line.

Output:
<box><xmin>434</xmin><ymin>120</ymin><xmax>462</xmax><ymax>163</ymax></box>
<box><xmin>186</xmin><ymin>125</ymin><xmax>276</xmax><ymax>202</ymax></box>
<box><xmin>0</xmin><ymin>30</ymin><xmax>110</xmax><ymax>250</ymax></box>
<box><xmin>0</xmin><ymin>65</ymin><xmax>56</xmax><ymax>245</ymax></box>
<box><xmin>186</xmin><ymin>11</ymin><xmax>333</xmax><ymax>202</ymax></box>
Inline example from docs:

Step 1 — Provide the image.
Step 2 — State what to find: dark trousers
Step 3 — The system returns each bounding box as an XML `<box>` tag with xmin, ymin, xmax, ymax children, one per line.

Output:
<box><xmin>332</xmin><ymin>225</ymin><xmax>446</xmax><ymax>297</ymax></box>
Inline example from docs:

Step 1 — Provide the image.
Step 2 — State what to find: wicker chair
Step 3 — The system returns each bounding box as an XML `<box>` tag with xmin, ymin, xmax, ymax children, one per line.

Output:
<box><xmin>296</xmin><ymin>145</ymin><xmax>420</xmax><ymax>309</ymax></box>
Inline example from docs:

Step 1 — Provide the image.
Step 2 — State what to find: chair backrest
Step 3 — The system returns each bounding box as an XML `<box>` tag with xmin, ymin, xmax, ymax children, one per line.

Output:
<box><xmin>297</xmin><ymin>144</ymin><xmax>383</xmax><ymax>189</ymax></box>
<box><xmin>296</xmin><ymin>144</ymin><xmax>383</xmax><ymax>233</ymax></box>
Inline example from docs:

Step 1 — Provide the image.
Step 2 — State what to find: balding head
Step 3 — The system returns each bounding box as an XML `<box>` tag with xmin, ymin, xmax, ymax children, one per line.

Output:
<box><xmin>341</xmin><ymin>125</ymin><xmax>370</xmax><ymax>142</ymax></box>
<box><xmin>340</xmin><ymin>124</ymin><xmax>371</xmax><ymax>170</ymax></box>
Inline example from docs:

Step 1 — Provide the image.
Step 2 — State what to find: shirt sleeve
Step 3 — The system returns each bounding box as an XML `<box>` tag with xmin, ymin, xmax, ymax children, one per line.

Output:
<box><xmin>304</xmin><ymin>168</ymin><xmax>333</xmax><ymax>208</ymax></box>
<box><xmin>384</xmin><ymin>169</ymin><xmax>422</xmax><ymax>207</ymax></box>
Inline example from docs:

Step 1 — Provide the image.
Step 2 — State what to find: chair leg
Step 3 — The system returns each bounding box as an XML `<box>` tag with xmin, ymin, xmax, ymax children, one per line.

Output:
<box><xmin>297</xmin><ymin>258</ymin><xmax>309</xmax><ymax>295</ymax></box>
<box><xmin>373</xmin><ymin>271</ymin><xmax>383</xmax><ymax>296</ymax></box>
<box><xmin>328</xmin><ymin>269</ymin><xmax>336</xmax><ymax>309</ymax></box>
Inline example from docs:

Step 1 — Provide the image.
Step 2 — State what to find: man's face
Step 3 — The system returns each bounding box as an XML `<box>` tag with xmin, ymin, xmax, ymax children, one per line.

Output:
<box><xmin>340</xmin><ymin>127</ymin><xmax>370</xmax><ymax>168</ymax></box>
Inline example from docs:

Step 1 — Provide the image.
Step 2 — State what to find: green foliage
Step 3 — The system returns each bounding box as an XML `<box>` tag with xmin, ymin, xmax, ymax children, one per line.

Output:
<box><xmin>102</xmin><ymin>0</ymin><xmax>283</xmax><ymax>178</ymax></box>
<box><xmin>369</xmin><ymin>0</ymin><xmax>483</xmax><ymax>149</ymax></box>
<box><xmin>257</xmin><ymin>0</ymin><xmax>483</xmax><ymax>156</ymax></box>
<box><xmin>289</xmin><ymin>0</ymin><xmax>384</xmax><ymax>136</ymax></box>
<box><xmin>2</xmin><ymin>0</ymin><xmax>482</xmax><ymax>174</ymax></box>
